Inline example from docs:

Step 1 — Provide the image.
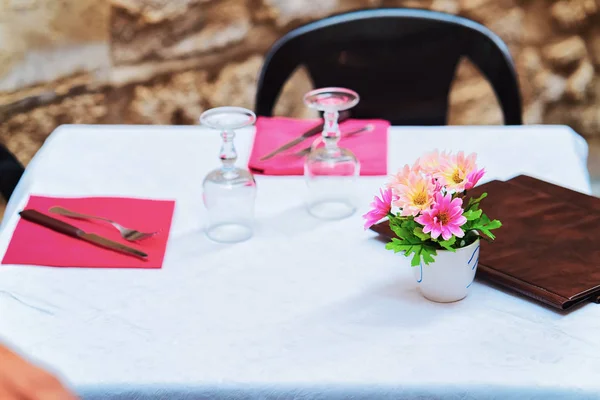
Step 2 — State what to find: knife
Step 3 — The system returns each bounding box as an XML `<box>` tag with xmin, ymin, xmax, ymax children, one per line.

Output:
<box><xmin>259</xmin><ymin>110</ymin><xmax>351</xmax><ymax>161</ymax></box>
<box><xmin>293</xmin><ymin>123</ymin><xmax>375</xmax><ymax>157</ymax></box>
<box><xmin>19</xmin><ymin>209</ymin><xmax>148</xmax><ymax>259</ymax></box>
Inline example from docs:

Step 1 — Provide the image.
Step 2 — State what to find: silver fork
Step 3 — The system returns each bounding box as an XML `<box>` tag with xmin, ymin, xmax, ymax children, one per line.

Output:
<box><xmin>48</xmin><ymin>206</ymin><xmax>159</xmax><ymax>242</ymax></box>
<box><xmin>293</xmin><ymin>124</ymin><xmax>375</xmax><ymax>157</ymax></box>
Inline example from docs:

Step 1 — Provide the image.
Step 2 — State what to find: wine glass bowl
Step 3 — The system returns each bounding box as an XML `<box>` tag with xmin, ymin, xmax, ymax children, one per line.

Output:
<box><xmin>200</xmin><ymin>107</ymin><xmax>257</xmax><ymax>243</ymax></box>
<box><xmin>303</xmin><ymin>87</ymin><xmax>361</xmax><ymax>220</ymax></box>
<box><xmin>200</xmin><ymin>106</ymin><xmax>256</xmax><ymax>130</ymax></box>
<box><xmin>303</xmin><ymin>87</ymin><xmax>360</xmax><ymax>112</ymax></box>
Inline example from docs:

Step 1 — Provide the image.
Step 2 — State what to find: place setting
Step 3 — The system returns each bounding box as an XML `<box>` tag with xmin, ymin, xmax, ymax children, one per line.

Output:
<box><xmin>2</xmin><ymin>195</ymin><xmax>175</xmax><ymax>269</ymax></box>
<box><xmin>248</xmin><ymin>87</ymin><xmax>389</xmax><ymax>178</ymax></box>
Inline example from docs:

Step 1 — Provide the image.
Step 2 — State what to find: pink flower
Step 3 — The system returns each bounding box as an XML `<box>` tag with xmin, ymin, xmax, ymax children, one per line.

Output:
<box><xmin>465</xmin><ymin>167</ymin><xmax>485</xmax><ymax>190</ymax></box>
<box><xmin>415</xmin><ymin>192</ymin><xmax>467</xmax><ymax>241</ymax></box>
<box><xmin>387</xmin><ymin>161</ymin><xmax>421</xmax><ymax>194</ymax></box>
<box><xmin>436</xmin><ymin>151</ymin><xmax>478</xmax><ymax>192</ymax></box>
<box><xmin>393</xmin><ymin>172</ymin><xmax>436</xmax><ymax>217</ymax></box>
<box><xmin>431</xmin><ymin>176</ymin><xmax>443</xmax><ymax>193</ymax></box>
<box><xmin>418</xmin><ymin>149</ymin><xmax>451</xmax><ymax>175</ymax></box>
<box><xmin>363</xmin><ymin>188</ymin><xmax>394</xmax><ymax>229</ymax></box>
<box><xmin>388</xmin><ymin>164</ymin><xmax>412</xmax><ymax>190</ymax></box>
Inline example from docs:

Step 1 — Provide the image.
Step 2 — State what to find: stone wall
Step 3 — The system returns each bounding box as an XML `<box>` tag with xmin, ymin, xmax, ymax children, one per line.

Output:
<box><xmin>1</xmin><ymin>0</ymin><xmax>600</xmax><ymax>166</ymax></box>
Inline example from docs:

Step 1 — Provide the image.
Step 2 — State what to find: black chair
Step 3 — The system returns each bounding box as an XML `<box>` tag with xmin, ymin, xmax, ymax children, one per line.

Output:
<box><xmin>0</xmin><ymin>144</ymin><xmax>24</xmax><ymax>201</ymax></box>
<box><xmin>255</xmin><ymin>8</ymin><xmax>522</xmax><ymax>125</ymax></box>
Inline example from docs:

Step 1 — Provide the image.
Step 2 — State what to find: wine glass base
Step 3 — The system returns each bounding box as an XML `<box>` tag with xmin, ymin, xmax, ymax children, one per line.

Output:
<box><xmin>307</xmin><ymin>199</ymin><xmax>356</xmax><ymax>220</ymax></box>
<box><xmin>206</xmin><ymin>223</ymin><xmax>253</xmax><ymax>243</ymax></box>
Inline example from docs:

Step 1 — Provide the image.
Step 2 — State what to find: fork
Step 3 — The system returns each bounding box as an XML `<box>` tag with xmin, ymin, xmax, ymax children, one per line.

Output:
<box><xmin>48</xmin><ymin>206</ymin><xmax>159</xmax><ymax>242</ymax></box>
<box><xmin>292</xmin><ymin>124</ymin><xmax>375</xmax><ymax>157</ymax></box>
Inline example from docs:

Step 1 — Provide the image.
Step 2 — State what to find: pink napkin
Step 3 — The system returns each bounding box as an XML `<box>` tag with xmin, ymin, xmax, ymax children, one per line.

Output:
<box><xmin>248</xmin><ymin>116</ymin><xmax>389</xmax><ymax>175</ymax></box>
<box><xmin>2</xmin><ymin>195</ymin><xmax>175</xmax><ymax>269</ymax></box>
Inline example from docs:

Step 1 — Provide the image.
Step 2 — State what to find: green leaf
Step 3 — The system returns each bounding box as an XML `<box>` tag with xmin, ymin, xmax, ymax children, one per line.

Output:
<box><xmin>466</xmin><ymin>192</ymin><xmax>488</xmax><ymax>211</ymax></box>
<box><xmin>388</xmin><ymin>216</ymin><xmax>403</xmax><ymax>235</ymax></box>
<box><xmin>389</xmin><ymin>217</ymin><xmax>415</xmax><ymax>237</ymax></box>
<box><xmin>410</xmin><ymin>251</ymin><xmax>421</xmax><ymax>267</ymax></box>
<box><xmin>401</xmin><ymin>218</ymin><xmax>418</xmax><ymax>231</ymax></box>
<box><xmin>481</xmin><ymin>230</ymin><xmax>495</xmax><ymax>240</ymax></box>
<box><xmin>386</xmin><ymin>235</ymin><xmax>423</xmax><ymax>250</ymax></box>
<box><xmin>438</xmin><ymin>236</ymin><xmax>457</xmax><ymax>251</ymax></box>
<box><xmin>392</xmin><ymin>226</ymin><xmax>413</xmax><ymax>240</ymax></box>
<box><xmin>421</xmin><ymin>247</ymin><xmax>437</xmax><ymax>264</ymax></box>
<box><xmin>386</xmin><ymin>238</ymin><xmax>421</xmax><ymax>265</ymax></box>
<box><xmin>410</xmin><ymin>245</ymin><xmax>437</xmax><ymax>266</ymax></box>
<box><xmin>385</xmin><ymin>237</ymin><xmax>437</xmax><ymax>266</ymax></box>
<box><xmin>386</xmin><ymin>216</ymin><xmax>441</xmax><ymax>265</ymax></box>
<box><xmin>413</xmin><ymin>227</ymin><xmax>430</xmax><ymax>241</ymax></box>
<box><xmin>463</xmin><ymin>209</ymin><xmax>482</xmax><ymax>221</ymax></box>
<box><xmin>467</xmin><ymin>212</ymin><xmax>502</xmax><ymax>240</ymax></box>
<box><xmin>484</xmin><ymin>219</ymin><xmax>502</xmax><ymax>230</ymax></box>
<box><xmin>386</xmin><ymin>238</ymin><xmax>408</xmax><ymax>253</ymax></box>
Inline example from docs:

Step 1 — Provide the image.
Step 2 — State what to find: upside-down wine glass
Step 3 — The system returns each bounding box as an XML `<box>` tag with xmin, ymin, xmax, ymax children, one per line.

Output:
<box><xmin>303</xmin><ymin>87</ymin><xmax>361</xmax><ymax>220</ymax></box>
<box><xmin>200</xmin><ymin>106</ymin><xmax>257</xmax><ymax>243</ymax></box>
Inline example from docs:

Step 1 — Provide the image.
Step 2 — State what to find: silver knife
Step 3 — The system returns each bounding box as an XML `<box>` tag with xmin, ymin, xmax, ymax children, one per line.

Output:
<box><xmin>259</xmin><ymin>110</ymin><xmax>351</xmax><ymax>161</ymax></box>
<box><xmin>19</xmin><ymin>209</ymin><xmax>148</xmax><ymax>259</ymax></box>
<box><xmin>293</xmin><ymin>124</ymin><xmax>375</xmax><ymax>157</ymax></box>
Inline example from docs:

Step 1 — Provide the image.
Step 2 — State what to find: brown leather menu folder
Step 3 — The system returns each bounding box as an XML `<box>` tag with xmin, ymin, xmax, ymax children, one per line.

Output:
<box><xmin>370</xmin><ymin>175</ymin><xmax>600</xmax><ymax>310</ymax></box>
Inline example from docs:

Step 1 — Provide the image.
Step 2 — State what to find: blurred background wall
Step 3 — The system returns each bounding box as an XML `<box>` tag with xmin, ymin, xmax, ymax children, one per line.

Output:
<box><xmin>1</xmin><ymin>0</ymin><xmax>599</xmax><ymax>188</ymax></box>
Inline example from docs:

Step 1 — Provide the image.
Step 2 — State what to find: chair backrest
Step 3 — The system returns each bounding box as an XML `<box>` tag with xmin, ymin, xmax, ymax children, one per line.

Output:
<box><xmin>0</xmin><ymin>144</ymin><xmax>24</xmax><ymax>201</ymax></box>
<box><xmin>255</xmin><ymin>8</ymin><xmax>522</xmax><ymax>125</ymax></box>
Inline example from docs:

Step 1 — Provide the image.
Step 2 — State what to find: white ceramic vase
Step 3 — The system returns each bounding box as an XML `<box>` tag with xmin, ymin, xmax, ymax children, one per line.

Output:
<box><xmin>412</xmin><ymin>239</ymin><xmax>480</xmax><ymax>303</ymax></box>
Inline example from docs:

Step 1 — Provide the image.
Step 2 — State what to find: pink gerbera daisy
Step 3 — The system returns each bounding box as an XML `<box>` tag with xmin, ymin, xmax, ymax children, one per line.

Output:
<box><xmin>418</xmin><ymin>149</ymin><xmax>451</xmax><ymax>175</ymax></box>
<box><xmin>436</xmin><ymin>151</ymin><xmax>479</xmax><ymax>192</ymax></box>
<box><xmin>464</xmin><ymin>167</ymin><xmax>485</xmax><ymax>190</ymax></box>
<box><xmin>415</xmin><ymin>192</ymin><xmax>467</xmax><ymax>240</ymax></box>
<box><xmin>387</xmin><ymin>160</ymin><xmax>421</xmax><ymax>194</ymax></box>
<box><xmin>363</xmin><ymin>187</ymin><xmax>394</xmax><ymax>229</ymax></box>
<box><xmin>393</xmin><ymin>172</ymin><xmax>436</xmax><ymax>217</ymax></box>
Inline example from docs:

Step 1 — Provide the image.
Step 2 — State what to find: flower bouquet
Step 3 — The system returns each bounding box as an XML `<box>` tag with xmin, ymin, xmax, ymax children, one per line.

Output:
<box><xmin>363</xmin><ymin>150</ymin><xmax>502</xmax><ymax>301</ymax></box>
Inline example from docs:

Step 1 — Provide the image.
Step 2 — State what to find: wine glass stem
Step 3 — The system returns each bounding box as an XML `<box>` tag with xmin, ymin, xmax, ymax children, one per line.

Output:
<box><xmin>220</xmin><ymin>129</ymin><xmax>237</xmax><ymax>171</ymax></box>
<box><xmin>322</xmin><ymin>110</ymin><xmax>340</xmax><ymax>150</ymax></box>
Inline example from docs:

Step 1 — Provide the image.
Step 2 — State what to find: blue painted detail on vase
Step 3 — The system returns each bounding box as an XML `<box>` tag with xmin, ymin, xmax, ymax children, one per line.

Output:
<box><xmin>471</xmin><ymin>254</ymin><xmax>480</xmax><ymax>271</ymax></box>
<box><xmin>468</xmin><ymin>245</ymin><xmax>480</xmax><ymax>269</ymax></box>
<box><xmin>466</xmin><ymin>245</ymin><xmax>480</xmax><ymax>288</ymax></box>
<box><xmin>415</xmin><ymin>244</ymin><xmax>480</xmax><ymax>287</ymax></box>
<box><xmin>416</xmin><ymin>262</ymin><xmax>423</xmax><ymax>283</ymax></box>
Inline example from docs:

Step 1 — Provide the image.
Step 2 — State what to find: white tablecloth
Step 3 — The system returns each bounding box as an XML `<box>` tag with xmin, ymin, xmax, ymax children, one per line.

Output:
<box><xmin>0</xmin><ymin>124</ymin><xmax>596</xmax><ymax>400</ymax></box>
